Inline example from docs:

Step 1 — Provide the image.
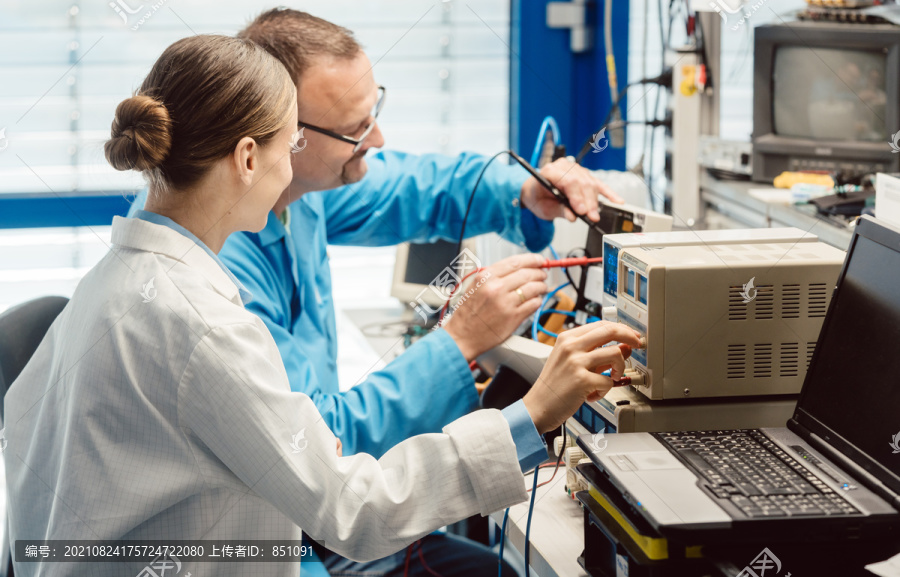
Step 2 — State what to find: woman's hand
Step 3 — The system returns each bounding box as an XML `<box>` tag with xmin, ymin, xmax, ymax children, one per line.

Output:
<box><xmin>522</xmin><ymin>322</ymin><xmax>643</xmax><ymax>434</ymax></box>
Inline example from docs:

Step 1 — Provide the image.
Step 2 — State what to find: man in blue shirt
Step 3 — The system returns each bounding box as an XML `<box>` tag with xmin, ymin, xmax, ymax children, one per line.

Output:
<box><xmin>190</xmin><ymin>9</ymin><xmax>620</xmax><ymax>577</ymax></box>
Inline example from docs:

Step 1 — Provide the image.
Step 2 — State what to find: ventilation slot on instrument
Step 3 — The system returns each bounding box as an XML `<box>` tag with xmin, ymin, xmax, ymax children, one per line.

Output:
<box><xmin>754</xmin><ymin>285</ymin><xmax>774</xmax><ymax>320</ymax></box>
<box><xmin>729</xmin><ymin>286</ymin><xmax>748</xmax><ymax>320</ymax></box>
<box><xmin>727</xmin><ymin>344</ymin><xmax>747</xmax><ymax>379</ymax></box>
<box><xmin>808</xmin><ymin>283</ymin><xmax>828</xmax><ymax>317</ymax></box>
<box><xmin>781</xmin><ymin>284</ymin><xmax>801</xmax><ymax>319</ymax></box>
<box><xmin>779</xmin><ymin>343</ymin><xmax>799</xmax><ymax>377</ymax></box>
<box><xmin>807</xmin><ymin>342</ymin><xmax>816</xmax><ymax>369</ymax></box>
<box><xmin>753</xmin><ymin>343</ymin><xmax>773</xmax><ymax>378</ymax></box>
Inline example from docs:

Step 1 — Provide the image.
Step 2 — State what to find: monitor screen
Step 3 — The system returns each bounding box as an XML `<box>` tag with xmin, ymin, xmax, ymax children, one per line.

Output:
<box><xmin>799</xmin><ymin>233</ymin><xmax>900</xmax><ymax>482</ymax></box>
<box><xmin>772</xmin><ymin>46</ymin><xmax>887</xmax><ymax>142</ymax></box>
<box><xmin>403</xmin><ymin>239</ymin><xmax>462</xmax><ymax>286</ymax></box>
<box><xmin>603</xmin><ymin>242</ymin><xmax>620</xmax><ymax>298</ymax></box>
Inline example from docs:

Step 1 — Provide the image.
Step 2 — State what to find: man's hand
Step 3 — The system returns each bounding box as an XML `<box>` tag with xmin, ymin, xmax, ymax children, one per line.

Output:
<box><xmin>523</xmin><ymin>322</ymin><xmax>643</xmax><ymax>434</ymax></box>
<box><xmin>442</xmin><ymin>253</ymin><xmax>548</xmax><ymax>362</ymax></box>
<box><xmin>520</xmin><ymin>158</ymin><xmax>624</xmax><ymax>222</ymax></box>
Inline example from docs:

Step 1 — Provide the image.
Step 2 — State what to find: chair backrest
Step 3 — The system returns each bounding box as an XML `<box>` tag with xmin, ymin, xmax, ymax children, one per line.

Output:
<box><xmin>0</xmin><ymin>296</ymin><xmax>68</xmax><ymax>577</ymax></box>
<box><xmin>0</xmin><ymin>296</ymin><xmax>69</xmax><ymax>413</ymax></box>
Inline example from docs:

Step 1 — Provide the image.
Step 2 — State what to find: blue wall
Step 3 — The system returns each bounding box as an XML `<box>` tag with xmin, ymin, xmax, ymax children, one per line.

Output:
<box><xmin>0</xmin><ymin>193</ymin><xmax>135</xmax><ymax>229</ymax></box>
<box><xmin>510</xmin><ymin>0</ymin><xmax>629</xmax><ymax>170</ymax></box>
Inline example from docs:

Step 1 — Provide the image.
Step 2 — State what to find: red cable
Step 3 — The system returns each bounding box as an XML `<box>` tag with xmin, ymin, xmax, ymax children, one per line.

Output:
<box><xmin>439</xmin><ymin>267</ymin><xmax>484</xmax><ymax>321</ymax></box>
<box><xmin>525</xmin><ymin>461</ymin><xmax>562</xmax><ymax>493</ymax></box>
<box><xmin>525</xmin><ymin>462</ymin><xmax>564</xmax><ymax>492</ymax></box>
<box><xmin>533</xmin><ymin>470</ymin><xmax>563</xmax><ymax>491</ymax></box>
<box><xmin>524</xmin><ymin>463</ymin><xmax>560</xmax><ymax>476</ymax></box>
<box><xmin>438</xmin><ymin>258</ymin><xmax>602</xmax><ymax>322</ymax></box>
<box><xmin>403</xmin><ymin>541</ymin><xmax>416</xmax><ymax>577</ymax></box>
<box><xmin>416</xmin><ymin>540</ymin><xmax>443</xmax><ymax>577</ymax></box>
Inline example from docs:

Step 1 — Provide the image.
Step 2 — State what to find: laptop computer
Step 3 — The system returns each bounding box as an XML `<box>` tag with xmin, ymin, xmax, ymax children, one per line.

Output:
<box><xmin>578</xmin><ymin>215</ymin><xmax>900</xmax><ymax>543</ymax></box>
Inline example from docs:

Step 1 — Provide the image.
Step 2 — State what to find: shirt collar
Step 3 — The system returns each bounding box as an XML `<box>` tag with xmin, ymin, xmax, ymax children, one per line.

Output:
<box><xmin>278</xmin><ymin>207</ymin><xmax>291</xmax><ymax>232</ymax></box>
<box><xmin>258</xmin><ymin>210</ymin><xmax>288</xmax><ymax>247</ymax></box>
<box><xmin>127</xmin><ymin>210</ymin><xmax>253</xmax><ymax>305</ymax></box>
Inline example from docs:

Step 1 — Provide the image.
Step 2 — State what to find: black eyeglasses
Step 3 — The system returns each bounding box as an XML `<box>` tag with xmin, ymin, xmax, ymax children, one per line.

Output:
<box><xmin>298</xmin><ymin>86</ymin><xmax>385</xmax><ymax>153</ymax></box>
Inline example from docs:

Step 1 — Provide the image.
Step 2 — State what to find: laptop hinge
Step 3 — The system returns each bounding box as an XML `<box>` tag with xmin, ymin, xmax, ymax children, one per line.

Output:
<box><xmin>799</xmin><ymin>429</ymin><xmax>900</xmax><ymax>511</ymax></box>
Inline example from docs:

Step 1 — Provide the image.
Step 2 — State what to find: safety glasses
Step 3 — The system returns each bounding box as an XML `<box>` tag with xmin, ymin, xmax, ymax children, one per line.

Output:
<box><xmin>297</xmin><ymin>86</ymin><xmax>385</xmax><ymax>154</ymax></box>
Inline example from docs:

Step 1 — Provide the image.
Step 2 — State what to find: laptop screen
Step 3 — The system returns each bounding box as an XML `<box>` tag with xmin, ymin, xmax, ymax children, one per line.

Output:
<box><xmin>796</xmin><ymin>217</ymin><xmax>900</xmax><ymax>495</ymax></box>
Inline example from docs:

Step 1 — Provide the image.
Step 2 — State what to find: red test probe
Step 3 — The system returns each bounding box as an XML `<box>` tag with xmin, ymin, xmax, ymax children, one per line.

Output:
<box><xmin>540</xmin><ymin>257</ymin><xmax>604</xmax><ymax>268</ymax></box>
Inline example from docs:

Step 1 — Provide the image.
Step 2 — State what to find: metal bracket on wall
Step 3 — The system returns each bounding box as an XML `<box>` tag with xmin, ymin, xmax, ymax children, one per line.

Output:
<box><xmin>546</xmin><ymin>0</ymin><xmax>594</xmax><ymax>53</ymax></box>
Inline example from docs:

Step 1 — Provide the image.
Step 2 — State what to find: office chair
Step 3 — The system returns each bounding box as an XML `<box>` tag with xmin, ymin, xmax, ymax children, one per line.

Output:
<box><xmin>0</xmin><ymin>296</ymin><xmax>69</xmax><ymax>413</ymax></box>
<box><xmin>0</xmin><ymin>295</ymin><xmax>69</xmax><ymax>577</ymax></box>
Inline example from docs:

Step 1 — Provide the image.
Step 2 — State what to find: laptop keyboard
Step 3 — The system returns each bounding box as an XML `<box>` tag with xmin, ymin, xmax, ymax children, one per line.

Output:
<box><xmin>657</xmin><ymin>430</ymin><xmax>859</xmax><ymax>518</ymax></box>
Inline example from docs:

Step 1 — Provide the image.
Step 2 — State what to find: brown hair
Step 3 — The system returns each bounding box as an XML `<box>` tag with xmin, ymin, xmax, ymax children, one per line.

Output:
<box><xmin>237</xmin><ymin>8</ymin><xmax>361</xmax><ymax>86</ymax></box>
<box><xmin>104</xmin><ymin>35</ymin><xmax>296</xmax><ymax>194</ymax></box>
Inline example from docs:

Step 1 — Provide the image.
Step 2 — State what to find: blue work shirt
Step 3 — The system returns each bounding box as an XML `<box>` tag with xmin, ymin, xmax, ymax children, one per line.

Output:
<box><xmin>221</xmin><ymin>149</ymin><xmax>554</xmax><ymax>460</ymax></box>
<box><xmin>130</xmin><ymin>150</ymin><xmax>553</xmax><ymax>462</ymax></box>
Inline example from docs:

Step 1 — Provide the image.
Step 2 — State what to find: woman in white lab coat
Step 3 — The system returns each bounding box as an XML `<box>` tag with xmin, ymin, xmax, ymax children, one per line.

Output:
<box><xmin>3</xmin><ymin>35</ymin><xmax>641</xmax><ymax>577</ymax></box>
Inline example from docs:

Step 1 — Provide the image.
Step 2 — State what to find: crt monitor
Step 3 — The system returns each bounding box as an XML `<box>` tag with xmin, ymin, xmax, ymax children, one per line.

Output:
<box><xmin>752</xmin><ymin>22</ymin><xmax>900</xmax><ymax>182</ymax></box>
<box><xmin>391</xmin><ymin>239</ymin><xmax>478</xmax><ymax>315</ymax></box>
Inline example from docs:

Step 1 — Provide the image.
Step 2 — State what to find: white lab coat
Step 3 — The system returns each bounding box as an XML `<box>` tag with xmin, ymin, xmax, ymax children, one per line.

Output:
<box><xmin>4</xmin><ymin>216</ymin><xmax>528</xmax><ymax>577</ymax></box>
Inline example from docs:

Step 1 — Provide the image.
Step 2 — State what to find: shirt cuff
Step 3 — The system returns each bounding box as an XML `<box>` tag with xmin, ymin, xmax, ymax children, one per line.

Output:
<box><xmin>430</xmin><ymin>328</ymin><xmax>479</xmax><ymax>410</ymax></box>
<box><xmin>495</xmin><ymin>163</ymin><xmax>555</xmax><ymax>253</ymax></box>
<box><xmin>500</xmin><ymin>399</ymin><xmax>548</xmax><ymax>473</ymax></box>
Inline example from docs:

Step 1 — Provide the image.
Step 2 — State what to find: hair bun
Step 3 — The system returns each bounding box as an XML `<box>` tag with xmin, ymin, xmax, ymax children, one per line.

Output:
<box><xmin>104</xmin><ymin>94</ymin><xmax>172</xmax><ymax>172</ymax></box>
